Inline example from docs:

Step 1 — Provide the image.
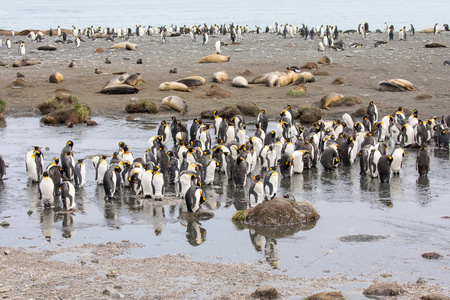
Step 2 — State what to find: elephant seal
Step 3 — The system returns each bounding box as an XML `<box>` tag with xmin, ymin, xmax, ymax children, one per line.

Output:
<box><xmin>212</xmin><ymin>71</ymin><xmax>228</xmax><ymax>83</ymax></box>
<box><xmin>265</xmin><ymin>72</ymin><xmax>280</xmax><ymax>87</ymax></box>
<box><xmin>49</xmin><ymin>72</ymin><xmax>63</xmax><ymax>84</ymax></box>
<box><xmin>37</xmin><ymin>44</ymin><xmax>57</xmax><ymax>51</ymax></box>
<box><xmin>103</xmin><ymin>74</ymin><xmax>129</xmax><ymax>88</ymax></box>
<box><xmin>232</xmin><ymin>76</ymin><xmax>251</xmax><ymax>88</ymax></box>
<box><xmin>162</xmin><ymin>95</ymin><xmax>188</xmax><ymax>115</ymax></box>
<box><xmin>298</xmin><ymin>72</ymin><xmax>315</xmax><ymax>83</ymax></box>
<box><xmin>110</xmin><ymin>42</ymin><xmax>137</xmax><ymax>50</ymax></box>
<box><xmin>251</xmin><ymin>72</ymin><xmax>272</xmax><ymax>84</ymax></box>
<box><xmin>424</xmin><ymin>42</ymin><xmax>447</xmax><ymax>48</ymax></box>
<box><xmin>320</xmin><ymin>92</ymin><xmax>344</xmax><ymax>109</ymax></box>
<box><xmin>378</xmin><ymin>79</ymin><xmax>418</xmax><ymax>92</ymax></box>
<box><xmin>177</xmin><ymin>78</ymin><xmax>204</xmax><ymax>87</ymax></box>
<box><xmin>123</xmin><ymin>73</ymin><xmax>142</xmax><ymax>86</ymax></box>
<box><xmin>274</xmin><ymin>73</ymin><xmax>292</xmax><ymax>87</ymax></box>
<box><xmin>100</xmin><ymin>84</ymin><xmax>139</xmax><ymax>94</ymax></box>
<box><xmin>185</xmin><ymin>76</ymin><xmax>206</xmax><ymax>84</ymax></box>
<box><xmin>159</xmin><ymin>81</ymin><xmax>192</xmax><ymax>92</ymax></box>
<box><xmin>197</xmin><ymin>54</ymin><xmax>230</xmax><ymax>63</ymax></box>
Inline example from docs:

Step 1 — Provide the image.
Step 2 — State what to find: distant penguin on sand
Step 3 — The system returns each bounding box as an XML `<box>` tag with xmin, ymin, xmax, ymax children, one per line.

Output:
<box><xmin>434</xmin><ymin>23</ymin><xmax>439</xmax><ymax>35</ymax></box>
<box><xmin>18</xmin><ymin>42</ymin><xmax>25</xmax><ymax>55</ymax></box>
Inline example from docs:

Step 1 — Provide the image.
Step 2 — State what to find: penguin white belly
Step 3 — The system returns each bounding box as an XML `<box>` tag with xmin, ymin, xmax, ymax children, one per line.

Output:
<box><xmin>204</xmin><ymin>162</ymin><xmax>216</xmax><ymax>185</ymax></box>
<box><xmin>97</xmin><ymin>161</ymin><xmax>108</xmax><ymax>184</ymax></box>
<box><xmin>141</xmin><ymin>170</ymin><xmax>154</xmax><ymax>198</ymax></box>
<box><xmin>152</xmin><ymin>172</ymin><xmax>164</xmax><ymax>200</ymax></box>
<box><xmin>292</xmin><ymin>151</ymin><xmax>305</xmax><ymax>174</ymax></box>
<box><xmin>40</xmin><ymin>178</ymin><xmax>54</xmax><ymax>205</ymax></box>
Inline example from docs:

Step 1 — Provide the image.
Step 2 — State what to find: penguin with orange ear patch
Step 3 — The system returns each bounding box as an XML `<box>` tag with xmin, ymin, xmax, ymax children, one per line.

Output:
<box><xmin>416</xmin><ymin>146</ymin><xmax>430</xmax><ymax>176</ymax></box>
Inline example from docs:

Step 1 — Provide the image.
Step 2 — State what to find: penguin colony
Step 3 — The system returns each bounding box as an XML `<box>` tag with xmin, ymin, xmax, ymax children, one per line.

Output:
<box><xmin>18</xmin><ymin>101</ymin><xmax>449</xmax><ymax>214</ymax></box>
<box><xmin>2</xmin><ymin>21</ymin><xmax>446</xmax><ymax>57</ymax></box>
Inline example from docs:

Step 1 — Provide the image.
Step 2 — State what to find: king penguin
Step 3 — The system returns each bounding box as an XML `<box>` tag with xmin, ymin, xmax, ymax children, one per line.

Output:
<box><xmin>103</xmin><ymin>165</ymin><xmax>121</xmax><ymax>200</ymax></box>
<box><xmin>185</xmin><ymin>183</ymin><xmax>206</xmax><ymax>213</ymax></box>
<box><xmin>416</xmin><ymin>146</ymin><xmax>430</xmax><ymax>176</ymax></box>
<box><xmin>232</xmin><ymin>156</ymin><xmax>248</xmax><ymax>187</ymax></box>
<box><xmin>61</xmin><ymin>151</ymin><xmax>75</xmax><ymax>181</ymax></box>
<box><xmin>0</xmin><ymin>155</ymin><xmax>5</xmax><ymax>179</ymax></box>
<box><xmin>39</xmin><ymin>171</ymin><xmax>55</xmax><ymax>208</ymax></box>
<box><xmin>18</xmin><ymin>42</ymin><xmax>25</xmax><ymax>55</ymax></box>
<box><xmin>27</xmin><ymin>148</ymin><xmax>44</xmax><ymax>183</ymax></box>
<box><xmin>377</xmin><ymin>155</ymin><xmax>393</xmax><ymax>183</ymax></box>
<box><xmin>390</xmin><ymin>148</ymin><xmax>405</xmax><ymax>174</ymax></box>
<box><xmin>61</xmin><ymin>181</ymin><xmax>76</xmax><ymax>210</ymax></box>
<box><xmin>249</xmin><ymin>175</ymin><xmax>264</xmax><ymax>207</ymax></box>
<box><xmin>151</xmin><ymin>166</ymin><xmax>164</xmax><ymax>200</ymax></box>
<box><xmin>264</xmin><ymin>167</ymin><xmax>279</xmax><ymax>200</ymax></box>
<box><xmin>74</xmin><ymin>159</ymin><xmax>86</xmax><ymax>187</ymax></box>
<box><xmin>367</xmin><ymin>101</ymin><xmax>378</xmax><ymax>125</ymax></box>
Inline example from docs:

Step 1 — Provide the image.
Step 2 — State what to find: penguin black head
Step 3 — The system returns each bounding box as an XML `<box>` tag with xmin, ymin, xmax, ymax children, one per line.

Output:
<box><xmin>76</xmin><ymin>159</ymin><xmax>84</xmax><ymax>163</ymax></box>
<box><xmin>114</xmin><ymin>166</ymin><xmax>121</xmax><ymax>173</ymax></box>
<box><xmin>43</xmin><ymin>171</ymin><xmax>49</xmax><ymax>177</ymax></box>
<box><xmin>254</xmin><ymin>175</ymin><xmax>261</xmax><ymax>181</ymax></box>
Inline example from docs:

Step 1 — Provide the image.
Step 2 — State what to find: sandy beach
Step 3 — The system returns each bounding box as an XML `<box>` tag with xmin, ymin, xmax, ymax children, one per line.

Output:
<box><xmin>0</xmin><ymin>29</ymin><xmax>449</xmax><ymax>120</ymax></box>
<box><xmin>1</xmin><ymin>29</ymin><xmax>450</xmax><ymax>299</ymax></box>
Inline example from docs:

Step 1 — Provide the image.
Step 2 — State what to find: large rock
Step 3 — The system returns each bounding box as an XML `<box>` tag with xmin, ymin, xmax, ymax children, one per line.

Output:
<box><xmin>38</xmin><ymin>93</ymin><xmax>91</xmax><ymax>125</ymax></box>
<box><xmin>245</xmin><ymin>197</ymin><xmax>319</xmax><ymax>226</ymax></box>
<box><xmin>421</xmin><ymin>294</ymin><xmax>450</xmax><ymax>300</ymax></box>
<box><xmin>298</xmin><ymin>105</ymin><xmax>322</xmax><ymax>123</ymax></box>
<box><xmin>363</xmin><ymin>282</ymin><xmax>406</xmax><ymax>297</ymax></box>
<box><xmin>237</xmin><ymin>101</ymin><xmax>260</xmax><ymax>116</ymax></box>
<box><xmin>125</xmin><ymin>99</ymin><xmax>159</xmax><ymax>114</ymax></box>
<box><xmin>308</xmin><ymin>291</ymin><xmax>345</xmax><ymax>300</ymax></box>
<box><xmin>218</xmin><ymin>104</ymin><xmax>241</xmax><ymax>118</ymax></box>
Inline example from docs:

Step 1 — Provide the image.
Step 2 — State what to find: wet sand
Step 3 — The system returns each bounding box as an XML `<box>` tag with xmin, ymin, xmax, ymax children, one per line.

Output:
<box><xmin>0</xmin><ymin>30</ymin><xmax>450</xmax><ymax>299</ymax></box>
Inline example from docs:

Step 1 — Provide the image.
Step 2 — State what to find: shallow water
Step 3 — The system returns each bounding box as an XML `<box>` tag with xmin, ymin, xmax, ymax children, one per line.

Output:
<box><xmin>0</xmin><ymin>116</ymin><xmax>449</xmax><ymax>287</ymax></box>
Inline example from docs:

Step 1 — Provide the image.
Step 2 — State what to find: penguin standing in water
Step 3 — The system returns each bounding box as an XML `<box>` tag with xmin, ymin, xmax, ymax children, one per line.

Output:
<box><xmin>61</xmin><ymin>152</ymin><xmax>74</xmax><ymax>181</ymax></box>
<box><xmin>320</xmin><ymin>147</ymin><xmax>339</xmax><ymax>170</ymax></box>
<box><xmin>151</xmin><ymin>166</ymin><xmax>164</xmax><ymax>200</ymax></box>
<box><xmin>95</xmin><ymin>155</ymin><xmax>108</xmax><ymax>184</ymax></box>
<box><xmin>48</xmin><ymin>164</ymin><xmax>63</xmax><ymax>196</ymax></box>
<box><xmin>232</xmin><ymin>156</ymin><xmax>248</xmax><ymax>187</ymax></box>
<box><xmin>61</xmin><ymin>181</ymin><xmax>76</xmax><ymax>210</ymax></box>
<box><xmin>26</xmin><ymin>148</ymin><xmax>44</xmax><ymax>183</ymax></box>
<box><xmin>103</xmin><ymin>166</ymin><xmax>121</xmax><ymax>200</ymax></box>
<box><xmin>249</xmin><ymin>175</ymin><xmax>264</xmax><ymax>207</ymax></box>
<box><xmin>0</xmin><ymin>155</ymin><xmax>5</xmax><ymax>179</ymax></box>
<box><xmin>74</xmin><ymin>159</ymin><xmax>86</xmax><ymax>187</ymax></box>
<box><xmin>377</xmin><ymin>155</ymin><xmax>393</xmax><ymax>183</ymax></box>
<box><xmin>264</xmin><ymin>167</ymin><xmax>279</xmax><ymax>200</ymax></box>
<box><xmin>390</xmin><ymin>148</ymin><xmax>405</xmax><ymax>174</ymax></box>
<box><xmin>416</xmin><ymin>146</ymin><xmax>430</xmax><ymax>176</ymax></box>
<box><xmin>39</xmin><ymin>171</ymin><xmax>55</xmax><ymax>208</ymax></box>
<box><xmin>185</xmin><ymin>183</ymin><xmax>206</xmax><ymax>213</ymax></box>
<box><xmin>141</xmin><ymin>167</ymin><xmax>154</xmax><ymax>198</ymax></box>
<box><xmin>61</xmin><ymin>140</ymin><xmax>74</xmax><ymax>161</ymax></box>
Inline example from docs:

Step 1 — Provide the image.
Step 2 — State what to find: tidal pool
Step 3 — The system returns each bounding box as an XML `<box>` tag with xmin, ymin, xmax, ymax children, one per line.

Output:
<box><xmin>0</xmin><ymin>116</ymin><xmax>448</xmax><ymax>288</ymax></box>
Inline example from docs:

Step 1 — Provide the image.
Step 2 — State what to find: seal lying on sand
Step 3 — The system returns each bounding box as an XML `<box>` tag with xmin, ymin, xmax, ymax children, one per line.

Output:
<box><xmin>162</xmin><ymin>95</ymin><xmax>188</xmax><ymax>115</ymax></box>
<box><xmin>320</xmin><ymin>92</ymin><xmax>344</xmax><ymax>109</ymax></box>
<box><xmin>232</xmin><ymin>76</ymin><xmax>251</xmax><ymax>88</ymax></box>
<box><xmin>378</xmin><ymin>79</ymin><xmax>418</xmax><ymax>92</ymax></box>
<box><xmin>197</xmin><ymin>54</ymin><xmax>230</xmax><ymax>63</ymax></box>
<box><xmin>159</xmin><ymin>81</ymin><xmax>192</xmax><ymax>92</ymax></box>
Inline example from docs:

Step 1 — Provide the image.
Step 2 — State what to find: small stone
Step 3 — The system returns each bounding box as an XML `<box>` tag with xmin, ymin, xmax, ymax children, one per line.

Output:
<box><xmin>91</xmin><ymin>259</ymin><xmax>99</xmax><ymax>264</ymax></box>
<box><xmin>4</xmin><ymin>250</ymin><xmax>11</xmax><ymax>255</ymax></box>
<box><xmin>27</xmin><ymin>210</ymin><xmax>33</xmax><ymax>216</ymax></box>
<box><xmin>103</xmin><ymin>288</ymin><xmax>112</xmax><ymax>296</ymax></box>
<box><xmin>415</xmin><ymin>94</ymin><xmax>433</xmax><ymax>100</ymax></box>
<box><xmin>0</xmin><ymin>286</ymin><xmax>12</xmax><ymax>293</ymax></box>
<box><xmin>422</xmin><ymin>252</ymin><xmax>443</xmax><ymax>259</ymax></box>
<box><xmin>114</xmin><ymin>285</ymin><xmax>123</xmax><ymax>290</ymax></box>
<box><xmin>251</xmin><ymin>287</ymin><xmax>279</xmax><ymax>299</ymax></box>
<box><xmin>106</xmin><ymin>269</ymin><xmax>117</xmax><ymax>278</ymax></box>
<box><xmin>112</xmin><ymin>292</ymin><xmax>125</xmax><ymax>299</ymax></box>
<box><xmin>380</xmin><ymin>273</ymin><xmax>392</xmax><ymax>278</ymax></box>
<box><xmin>0</xmin><ymin>221</ymin><xmax>10</xmax><ymax>227</ymax></box>
<box><xmin>416</xmin><ymin>277</ymin><xmax>428</xmax><ymax>284</ymax></box>
<box><xmin>308</xmin><ymin>291</ymin><xmax>345</xmax><ymax>300</ymax></box>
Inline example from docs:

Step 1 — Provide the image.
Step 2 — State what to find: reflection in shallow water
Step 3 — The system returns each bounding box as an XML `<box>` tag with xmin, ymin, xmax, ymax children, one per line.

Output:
<box><xmin>0</xmin><ymin>117</ymin><xmax>449</xmax><ymax>284</ymax></box>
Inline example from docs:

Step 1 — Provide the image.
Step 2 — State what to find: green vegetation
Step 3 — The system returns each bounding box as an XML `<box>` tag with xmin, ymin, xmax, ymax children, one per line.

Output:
<box><xmin>0</xmin><ymin>99</ymin><xmax>6</xmax><ymax>114</ymax></box>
